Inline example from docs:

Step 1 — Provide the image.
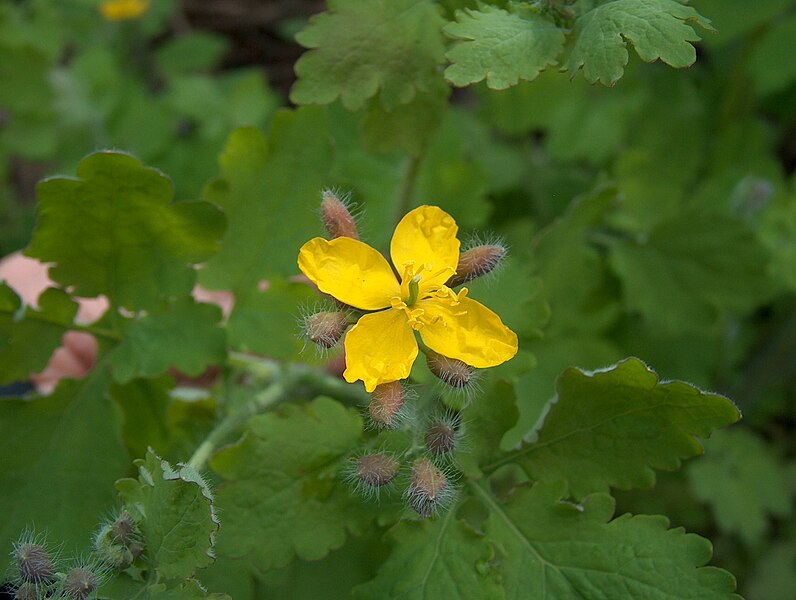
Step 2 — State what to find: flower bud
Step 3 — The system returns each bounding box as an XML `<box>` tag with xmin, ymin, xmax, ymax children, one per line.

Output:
<box><xmin>354</xmin><ymin>453</ymin><xmax>400</xmax><ymax>488</ymax></box>
<box><xmin>447</xmin><ymin>244</ymin><xmax>506</xmax><ymax>287</ymax></box>
<box><xmin>425</xmin><ymin>423</ymin><xmax>456</xmax><ymax>456</ymax></box>
<box><xmin>111</xmin><ymin>510</ymin><xmax>137</xmax><ymax>545</ymax></box>
<box><xmin>368</xmin><ymin>381</ymin><xmax>405</xmax><ymax>428</ymax></box>
<box><xmin>320</xmin><ymin>190</ymin><xmax>359</xmax><ymax>240</ymax></box>
<box><xmin>406</xmin><ymin>458</ymin><xmax>453</xmax><ymax>518</ymax></box>
<box><xmin>14</xmin><ymin>542</ymin><xmax>55</xmax><ymax>584</ymax></box>
<box><xmin>94</xmin><ymin>524</ymin><xmax>134</xmax><ymax>569</ymax></box>
<box><xmin>425</xmin><ymin>350</ymin><xmax>473</xmax><ymax>388</ymax></box>
<box><xmin>13</xmin><ymin>582</ymin><xmax>37</xmax><ymax>600</ymax></box>
<box><xmin>63</xmin><ymin>567</ymin><xmax>98</xmax><ymax>600</ymax></box>
<box><xmin>304</xmin><ymin>310</ymin><xmax>348</xmax><ymax>349</ymax></box>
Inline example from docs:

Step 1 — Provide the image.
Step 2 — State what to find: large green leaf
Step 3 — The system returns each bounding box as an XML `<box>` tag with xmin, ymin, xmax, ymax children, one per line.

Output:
<box><xmin>474</xmin><ymin>480</ymin><xmax>740</xmax><ymax>599</ymax></box>
<box><xmin>444</xmin><ymin>3</ymin><xmax>565</xmax><ymax>89</ymax></box>
<box><xmin>492</xmin><ymin>358</ymin><xmax>740</xmax><ymax>498</ymax></box>
<box><xmin>209</xmin><ymin>397</ymin><xmax>367</xmax><ymax>571</ymax></box>
<box><xmin>0</xmin><ymin>370</ymin><xmax>130</xmax><ymax>575</ymax></box>
<box><xmin>199</xmin><ymin>108</ymin><xmax>334</xmax><ymax>291</ymax></box>
<box><xmin>352</xmin><ymin>509</ymin><xmax>502</xmax><ymax>600</ymax></box>
<box><xmin>116</xmin><ymin>450</ymin><xmax>219</xmax><ymax>580</ymax></box>
<box><xmin>25</xmin><ymin>151</ymin><xmax>225</xmax><ymax>311</ymax></box>
<box><xmin>290</xmin><ymin>0</ymin><xmax>446</xmax><ymax>111</ymax></box>
<box><xmin>609</xmin><ymin>211</ymin><xmax>773</xmax><ymax>333</ymax></box>
<box><xmin>566</xmin><ymin>0</ymin><xmax>714</xmax><ymax>85</ymax></box>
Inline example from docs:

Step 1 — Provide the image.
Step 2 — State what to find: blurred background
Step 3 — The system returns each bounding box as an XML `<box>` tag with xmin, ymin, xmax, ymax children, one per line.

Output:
<box><xmin>1</xmin><ymin>1</ymin><xmax>795</xmax><ymax>598</ymax></box>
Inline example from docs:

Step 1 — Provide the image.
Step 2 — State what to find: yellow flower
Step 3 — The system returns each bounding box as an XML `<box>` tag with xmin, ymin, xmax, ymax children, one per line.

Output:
<box><xmin>99</xmin><ymin>0</ymin><xmax>150</xmax><ymax>21</ymax></box>
<box><xmin>298</xmin><ymin>205</ymin><xmax>518</xmax><ymax>392</ymax></box>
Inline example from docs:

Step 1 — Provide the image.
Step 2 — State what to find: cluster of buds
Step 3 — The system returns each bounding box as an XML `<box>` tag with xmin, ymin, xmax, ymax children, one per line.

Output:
<box><xmin>93</xmin><ymin>510</ymin><xmax>143</xmax><ymax>570</ymax></box>
<box><xmin>8</xmin><ymin>530</ymin><xmax>114</xmax><ymax>600</ymax></box>
<box><xmin>304</xmin><ymin>190</ymin><xmax>509</xmax><ymax>519</ymax></box>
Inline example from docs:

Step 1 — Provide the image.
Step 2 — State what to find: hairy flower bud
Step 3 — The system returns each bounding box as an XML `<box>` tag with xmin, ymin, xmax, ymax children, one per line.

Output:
<box><xmin>368</xmin><ymin>381</ymin><xmax>406</xmax><ymax>428</ymax></box>
<box><xmin>14</xmin><ymin>542</ymin><xmax>55</xmax><ymax>584</ymax></box>
<box><xmin>425</xmin><ymin>423</ymin><xmax>456</xmax><ymax>456</ymax></box>
<box><xmin>447</xmin><ymin>244</ymin><xmax>506</xmax><ymax>288</ymax></box>
<box><xmin>63</xmin><ymin>567</ymin><xmax>98</xmax><ymax>600</ymax></box>
<box><xmin>94</xmin><ymin>524</ymin><xmax>134</xmax><ymax>569</ymax></box>
<box><xmin>320</xmin><ymin>190</ymin><xmax>359</xmax><ymax>240</ymax></box>
<box><xmin>406</xmin><ymin>458</ymin><xmax>453</xmax><ymax>518</ymax></box>
<box><xmin>13</xmin><ymin>582</ymin><xmax>37</xmax><ymax>600</ymax></box>
<box><xmin>304</xmin><ymin>310</ymin><xmax>348</xmax><ymax>349</ymax></box>
<box><xmin>111</xmin><ymin>510</ymin><xmax>137</xmax><ymax>545</ymax></box>
<box><xmin>425</xmin><ymin>350</ymin><xmax>473</xmax><ymax>388</ymax></box>
<box><xmin>355</xmin><ymin>453</ymin><xmax>400</xmax><ymax>488</ymax></box>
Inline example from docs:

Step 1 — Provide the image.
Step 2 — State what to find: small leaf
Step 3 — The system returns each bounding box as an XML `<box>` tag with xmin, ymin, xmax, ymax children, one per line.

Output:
<box><xmin>498</xmin><ymin>358</ymin><xmax>740</xmax><ymax>498</ymax></box>
<box><xmin>444</xmin><ymin>3</ymin><xmax>565</xmax><ymax>89</ymax></box>
<box><xmin>566</xmin><ymin>0</ymin><xmax>714</xmax><ymax>85</ymax></box>
<box><xmin>109</xmin><ymin>298</ymin><xmax>226</xmax><ymax>383</ymax></box>
<box><xmin>117</xmin><ymin>449</ymin><xmax>219</xmax><ymax>580</ymax></box>
<box><xmin>474</xmin><ymin>480</ymin><xmax>740</xmax><ymax>599</ymax></box>
<box><xmin>0</xmin><ymin>284</ymin><xmax>78</xmax><ymax>385</ymax></box>
<box><xmin>687</xmin><ymin>428</ymin><xmax>792</xmax><ymax>545</ymax></box>
<box><xmin>352</xmin><ymin>509</ymin><xmax>502</xmax><ymax>600</ymax></box>
<box><xmin>210</xmin><ymin>397</ymin><xmax>366</xmax><ymax>570</ymax></box>
<box><xmin>290</xmin><ymin>0</ymin><xmax>446</xmax><ymax>111</ymax></box>
<box><xmin>25</xmin><ymin>151</ymin><xmax>226</xmax><ymax>311</ymax></box>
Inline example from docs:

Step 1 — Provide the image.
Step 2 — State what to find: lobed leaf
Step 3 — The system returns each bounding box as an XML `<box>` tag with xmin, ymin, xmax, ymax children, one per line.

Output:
<box><xmin>687</xmin><ymin>428</ymin><xmax>792</xmax><ymax>545</ymax></box>
<box><xmin>290</xmin><ymin>0</ymin><xmax>446</xmax><ymax>111</ymax></box>
<box><xmin>444</xmin><ymin>3</ymin><xmax>565</xmax><ymax>90</ymax></box>
<box><xmin>474</xmin><ymin>480</ymin><xmax>740</xmax><ymax>599</ymax></box>
<box><xmin>352</xmin><ymin>509</ymin><xmax>502</xmax><ymax>600</ymax></box>
<box><xmin>609</xmin><ymin>211</ymin><xmax>773</xmax><ymax>333</ymax></box>
<box><xmin>495</xmin><ymin>358</ymin><xmax>740</xmax><ymax>498</ymax></box>
<box><xmin>25</xmin><ymin>151</ymin><xmax>225</xmax><ymax>311</ymax></box>
<box><xmin>209</xmin><ymin>397</ymin><xmax>367</xmax><ymax>571</ymax></box>
<box><xmin>117</xmin><ymin>449</ymin><xmax>219</xmax><ymax>580</ymax></box>
<box><xmin>565</xmin><ymin>0</ymin><xmax>714</xmax><ymax>85</ymax></box>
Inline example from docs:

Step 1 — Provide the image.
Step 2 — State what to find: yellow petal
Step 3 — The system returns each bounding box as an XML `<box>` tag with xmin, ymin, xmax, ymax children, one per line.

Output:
<box><xmin>298</xmin><ymin>237</ymin><xmax>400</xmax><ymax>310</ymax></box>
<box><xmin>390</xmin><ymin>206</ymin><xmax>460</xmax><ymax>288</ymax></box>
<box><xmin>344</xmin><ymin>309</ymin><xmax>418</xmax><ymax>392</ymax></box>
<box><xmin>418</xmin><ymin>295</ymin><xmax>518</xmax><ymax>368</ymax></box>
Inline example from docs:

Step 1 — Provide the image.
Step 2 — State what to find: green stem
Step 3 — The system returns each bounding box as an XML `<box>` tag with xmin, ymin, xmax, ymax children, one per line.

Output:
<box><xmin>187</xmin><ymin>377</ymin><xmax>289</xmax><ymax>471</ymax></box>
<box><xmin>395</xmin><ymin>153</ymin><xmax>422</xmax><ymax>227</ymax></box>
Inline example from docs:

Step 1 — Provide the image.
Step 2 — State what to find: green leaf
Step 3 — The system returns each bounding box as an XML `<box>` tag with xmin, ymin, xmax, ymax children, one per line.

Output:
<box><xmin>496</xmin><ymin>358</ymin><xmax>740</xmax><ymax>498</ymax></box>
<box><xmin>0</xmin><ymin>370</ymin><xmax>129</xmax><ymax>575</ymax></box>
<box><xmin>101</xmin><ymin>576</ymin><xmax>231</xmax><ymax>600</ymax></box>
<box><xmin>687</xmin><ymin>428</ymin><xmax>791</xmax><ymax>545</ymax></box>
<box><xmin>155</xmin><ymin>31</ymin><xmax>230</xmax><ymax>77</ymax></box>
<box><xmin>210</xmin><ymin>397</ymin><xmax>366</xmax><ymax>571</ymax></box>
<box><xmin>352</xmin><ymin>509</ymin><xmax>502</xmax><ymax>600</ymax></box>
<box><xmin>225</xmin><ymin>278</ymin><xmax>317</xmax><ymax>359</ymax></box>
<box><xmin>0</xmin><ymin>284</ymin><xmax>78</xmax><ymax>385</ymax></box>
<box><xmin>748</xmin><ymin>14</ymin><xmax>796</xmax><ymax>96</ymax></box>
<box><xmin>444</xmin><ymin>3</ymin><xmax>565</xmax><ymax>89</ymax></box>
<box><xmin>290</xmin><ymin>0</ymin><xmax>446</xmax><ymax>111</ymax></box>
<box><xmin>110</xmin><ymin>375</ymin><xmax>176</xmax><ymax>459</ymax></box>
<box><xmin>109</xmin><ymin>298</ymin><xmax>226</xmax><ymax>383</ymax></box>
<box><xmin>473</xmin><ymin>480</ymin><xmax>740</xmax><ymax>599</ymax></box>
<box><xmin>361</xmin><ymin>79</ymin><xmax>450</xmax><ymax>157</ymax></box>
<box><xmin>25</xmin><ymin>151</ymin><xmax>226</xmax><ymax>311</ymax></box>
<box><xmin>459</xmin><ymin>378</ymin><xmax>520</xmax><ymax>478</ymax></box>
<box><xmin>609</xmin><ymin>211</ymin><xmax>773</xmax><ymax>333</ymax></box>
<box><xmin>198</xmin><ymin>108</ymin><xmax>334</xmax><ymax>293</ymax></box>
<box><xmin>117</xmin><ymin>449</ymin><xmax>219</xmax><ymax>580</ymax></box>
<box><xmin>566</xmin><ymin>0</ymin><xmax>714</xmax><ymax>85</ymax></box>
